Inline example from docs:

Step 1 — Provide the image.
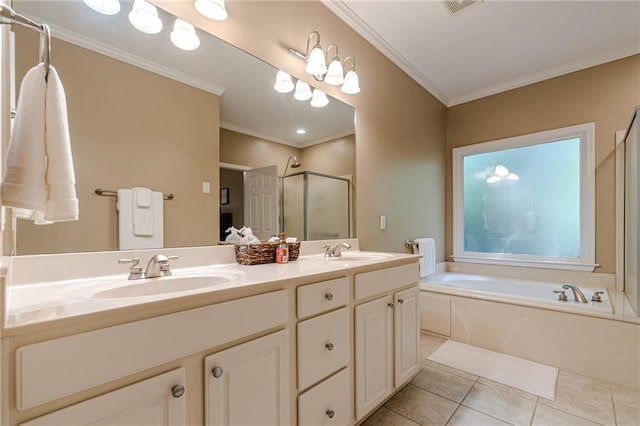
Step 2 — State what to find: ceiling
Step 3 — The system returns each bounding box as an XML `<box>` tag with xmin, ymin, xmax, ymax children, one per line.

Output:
<box><xmin>15</xmin><ymin>1</ymin><xmax>355</xmax><ymax>148</ymax></box>
<box><xmin>324</xmin><ymin>0</ymin><xmax>640</xmax><ymax>106</ymax></box>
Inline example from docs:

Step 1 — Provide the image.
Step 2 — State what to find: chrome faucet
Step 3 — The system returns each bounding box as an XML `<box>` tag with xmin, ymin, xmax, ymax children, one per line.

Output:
<box><xmin>119</xmin><ymin>257</ymin><xmax>144</xmax><ymax>280</ymax></box>
<box><xmin>144</xmin><ymin>254</ymin><xmax>178</xmax><ymax>278</ymax></box>
<box><xmin>323</xmin><ymin>242</ymin><xmax>352</xmax><ymax>258</ymax></box>
<box><xmin>562</xmin><ymin>284</ymin><xmax>588</xmax><ymax>303</ymax></box>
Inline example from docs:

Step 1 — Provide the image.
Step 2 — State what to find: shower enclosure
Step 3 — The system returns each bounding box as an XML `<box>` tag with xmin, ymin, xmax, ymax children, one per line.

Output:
<box><xmin>282</xmin><ymin>171</ymin><xmax>352</xmax><ymax>241</ymax></box>
<box><xmin>623</xmin><ymin>106</ymin><xmax>639</xmax><ymax>316</ymax></box>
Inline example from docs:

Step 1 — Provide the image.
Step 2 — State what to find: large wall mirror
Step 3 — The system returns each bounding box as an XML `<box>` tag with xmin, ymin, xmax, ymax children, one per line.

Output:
<box><xmin>9</xmin><ymin>1</ymin><xmax>355</xmax><ymax>255</ymax></box>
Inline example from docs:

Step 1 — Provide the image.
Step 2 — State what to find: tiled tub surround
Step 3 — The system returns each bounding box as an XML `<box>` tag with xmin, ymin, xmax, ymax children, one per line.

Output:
<box><xmin>419</xmin><ymin>265</ymin><xmax>640</xmax><ymax>391</ymax></box>
<box><xmin>363</xmin><ymin>333</ymin><xmax>640</xmax><ymax>426</ymax></box>
<box><xmin>0</xmin><ymin>240</ymin><xmax>422</xmax><ymax>425</ymax></box>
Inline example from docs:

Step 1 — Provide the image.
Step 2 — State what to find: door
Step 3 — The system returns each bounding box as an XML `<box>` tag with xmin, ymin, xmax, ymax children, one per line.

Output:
<box><xmin>355</xmin><ymin>295</ymin><xmax>393</xmax><ymax>421</ymax></box>
<box><xmin>204</xmin><ymin>329</ymin><xmax>290</xmax><ymax>426</ymax></box>
<box><xmin>244</xmin><ymin>165</ymin><xmax>278</xmax><ymax>240</ymax></box>
<box><xmin>394</xmin><ymin>286</ymin><xmax>420</xmax><ymax>386</ymax></box>
<box><xmin>20</xmin><ymin>369</ymin><xmax>186</xmax><ymax>425</ymax></box>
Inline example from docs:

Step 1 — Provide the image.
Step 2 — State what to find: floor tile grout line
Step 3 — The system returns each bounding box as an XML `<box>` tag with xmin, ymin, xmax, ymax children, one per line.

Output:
<box><xmin>443</xmin><ymin>402</ymin><xmax>463</xmax><ymax>426</ymax></box>
<box><xmin>382</xmin><ymin>398</ymin><xmax>428</xmax><ymax>426</ymax></box>
<box><xmin>458</xmin><ymin>402</ymin><xmax>517</xmax><ymax>425</ymax></box>
<box><xmin>528</xmin><ymin>397</ymin><xmax>539</xmax><ymax>426</ymax></box>
<box><xmin>609</xmin><ymin>383</ymin><xmax>619</xmax><ymax>426</ymax></box>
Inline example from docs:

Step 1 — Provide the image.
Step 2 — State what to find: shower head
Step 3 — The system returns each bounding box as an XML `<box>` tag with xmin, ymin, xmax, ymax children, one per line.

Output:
<box><xmin>283</xmin><ymin>155</ymin><xmax>301</xmax><ymax>176</ymax></box>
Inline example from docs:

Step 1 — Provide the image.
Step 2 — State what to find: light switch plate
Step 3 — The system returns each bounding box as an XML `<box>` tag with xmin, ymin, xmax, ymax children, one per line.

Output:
<box><xmin>379</xmin><ymin>215</ymin><xmax>386</xmax><ymax>230</ymax></box>
<box><xmin>202</xmin><ymin>182</ymin><xmax>211</xmax><ymax>194</ymax></box>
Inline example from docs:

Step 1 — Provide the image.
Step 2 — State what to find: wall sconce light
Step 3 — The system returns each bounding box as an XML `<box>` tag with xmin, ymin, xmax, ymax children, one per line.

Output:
<box><xmin>273</xmin><ymin>70</ymin><xmax>329</xmax><ymax>108</ymax></box>
<box><xmin>288</xmin><ymin>31</ymin><xmax>360</xmax><ymax>94</ymax></box>
<box><xmin>194</xmin><ymin>0</ymin><xmax>228</xmax><ymax>21</ymax></box>
<box><xmin>170</xmin><ymin>18</ymin><xmax>200</xmax><ymax>51</ymax></box>
<box><xmin>128</xmin><ymin>0</ymin><xmax>163</xmax><ymax>34</ymax></box>
<box><xmin>81</xmin><ymin>0</ymin><xmax>120</xmax><ymax>15</ymax></box>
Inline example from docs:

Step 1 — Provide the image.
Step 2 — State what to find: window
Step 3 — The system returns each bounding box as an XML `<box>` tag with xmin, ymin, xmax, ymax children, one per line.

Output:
<box><xmin>453</xmin><ymin>123</ymin><xmax>596</xmax><ymax>271</ymax></box>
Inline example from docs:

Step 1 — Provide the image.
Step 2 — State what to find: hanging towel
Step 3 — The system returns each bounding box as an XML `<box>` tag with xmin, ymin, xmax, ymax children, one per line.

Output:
<box><xmin>132</xmin><ymin>187</ymin><xmax>153</xmax><ymax>236</ymax></box>
<box><xmin>413</xmin><ymin>237</ymin><xmax>436</xmax><ymax>278</ymax></box>
<box><xmin>1</xmin><ymin>64</ymin><xmax>78</xmax><ymax>223</ymax></box>
<box><xmin>117</xmin><ymin>188</ymin><xmax>164</xmax><ymax>250</ymax></box>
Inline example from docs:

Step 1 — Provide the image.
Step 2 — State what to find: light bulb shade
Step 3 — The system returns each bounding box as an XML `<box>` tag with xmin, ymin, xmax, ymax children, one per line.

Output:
<box><xmin>325</xmin><ymin>58</ymin><xmax>344</xmax><ymax>86</ymax></box>
<box><xmin>129</xmin><ymin>0</ymin><xmax>163</xmax><ymax>34</ymax></box>
<box><xmin>82</xmin><ymin>0</ymin><xmax>120</xmax><ymax>15</ymax></box>
<box><xmin>305</xmin><ymin>46</ymin><xmax>327</xmax><ymax>76</ymax></box>
<box><xmin>194</xmin><ymin>0</ymin><xmax>228</xmax><ymax>21</ymax></box>
<box><xmin>170</xmin><ymin>19</ymin><xmax>200</xmax><ymax>50</ymax></box>
<box><xmin>273</xmin><ymin>70</ymin><xmax>294</xmax><ymax>93</ymax></box>
<box><xmin>340</xmin><ymin>69</ymin><xmax>360</xmax><ymax>94</ymax></box>
<box><xmin>293</xmin><ymin>80</ymin><xmax>312</xmax><ymax>101</ymax></box>
<box><xmin>310</xmin><ymin>89</ymin><xmax>329</xmax><ymax>108</ymax></box>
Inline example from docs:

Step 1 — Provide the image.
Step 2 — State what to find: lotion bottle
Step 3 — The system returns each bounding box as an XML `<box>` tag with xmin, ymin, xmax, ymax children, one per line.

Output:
<box><xmin>276</xmin><ymin>233</ymin><xmax>289</xmax><ymax>264</ymax></box>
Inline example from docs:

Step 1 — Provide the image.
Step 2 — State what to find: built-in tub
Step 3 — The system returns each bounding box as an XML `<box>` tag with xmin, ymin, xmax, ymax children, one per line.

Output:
<box><xmin>419</xmin><ymin>272</ymin><xmax>639</xmax><ymax>390</ymax></box>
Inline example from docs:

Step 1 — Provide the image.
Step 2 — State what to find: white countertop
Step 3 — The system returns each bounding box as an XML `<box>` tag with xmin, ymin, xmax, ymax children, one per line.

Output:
<box><xmin>3</xmin><ymin>246</ymin><xmax>419</xmax><ymax>331</ymax></box>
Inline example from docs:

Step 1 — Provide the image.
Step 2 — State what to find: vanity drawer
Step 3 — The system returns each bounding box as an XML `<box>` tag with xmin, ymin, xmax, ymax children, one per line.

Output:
<box><xmin>297</xmin><ymin>307</ymin><xmax>349</xmax><ymax>391</ymax></box>
<box><xmin>16</xmin><ymin>290</ymin><xmax>288</xmax><ymax>410</ymax></box>
<box><xmin>354</xmin><ymin>263</ymin><xmax>419</xmax><ymax>300</ymax></box>
<box><xmin>298</xmin><ymin>368</ymin><xmax>351</xmax><ymax>426</ymax></box>
<box><xmin>297</xmin><ymin>277</ymin><xmax>348</xmax><ymax>319</ymax></box>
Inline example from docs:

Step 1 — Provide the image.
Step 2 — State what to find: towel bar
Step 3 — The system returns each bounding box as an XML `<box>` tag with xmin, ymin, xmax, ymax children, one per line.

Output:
<box><xmin>405</xmin><ymin>239</ymin><xmax>417</xmax><ymax>249</ymax></box>
<box><xmin>95</xmin><ymin>188</ymin><xmax>174</xmax><ymax>200</ymax></box>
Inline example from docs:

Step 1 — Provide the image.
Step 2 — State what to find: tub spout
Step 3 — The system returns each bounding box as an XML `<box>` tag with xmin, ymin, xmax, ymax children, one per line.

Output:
<box><xmin>562</xmin><ymin>284</ymin><xmax>588</xmax><ymax>303</ymax></box>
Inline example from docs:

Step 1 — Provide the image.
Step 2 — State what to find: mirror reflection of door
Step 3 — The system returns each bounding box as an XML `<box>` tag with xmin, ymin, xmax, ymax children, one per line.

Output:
<box><xmin>219</xmin><ymin>164</ymin><xmax>279</xmax><ymax>242</ymax></box>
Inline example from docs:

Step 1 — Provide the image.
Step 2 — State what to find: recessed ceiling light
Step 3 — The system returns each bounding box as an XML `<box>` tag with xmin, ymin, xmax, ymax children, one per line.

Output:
<box><xmin>296</xmin><ymin>129</ymin><xmax>306</xmax><ymax>135</ymax></box>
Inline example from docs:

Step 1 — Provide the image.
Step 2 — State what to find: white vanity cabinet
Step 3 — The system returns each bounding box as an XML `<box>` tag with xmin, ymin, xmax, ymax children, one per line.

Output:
<box><xmin>353</xmin><ymin>264</ymin><xmax>420</xmax><ymax>420</ymax></box>
<box><xmin>20</xmin><ymin>368</ymin><xmax>186</xmax><ymax>426</ymax></box>
<box><xmin>204</xmin><ymin>329</ymin><xmax>290</xmax><ymax>426</ymax></box>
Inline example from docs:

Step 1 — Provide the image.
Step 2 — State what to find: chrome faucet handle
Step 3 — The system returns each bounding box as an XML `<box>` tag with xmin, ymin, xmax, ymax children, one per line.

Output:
<box><xmin>145</xmin><ymin>254</ymin><xmax>179</xmax><ymax>278</ymax></box>
<box><xmin>553</xmin><ymin>290</ymin><xmax>568</xmax><ymax>301</ymax></box>
<box><xmin>592</xmin><ymin>291</ymin><xmax>604</xmax><ymax>302</ymax></box>
<box><xmin>119</xmin><ymin>257</ymin><xmax>143</xmax><ymax>280</ymax></box>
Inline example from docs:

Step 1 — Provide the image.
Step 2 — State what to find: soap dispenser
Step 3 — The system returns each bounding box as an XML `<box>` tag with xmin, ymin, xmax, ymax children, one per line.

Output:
<box><xmin>276</xmin><ymin>233</ymin><xmax>289</xmax><ymax>264</ymax></box>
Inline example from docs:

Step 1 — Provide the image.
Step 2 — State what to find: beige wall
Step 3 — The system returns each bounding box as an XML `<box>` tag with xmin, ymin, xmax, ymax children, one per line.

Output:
<box><xmin>158</xmin><ymin>0</ymin><xmax>448</xmax><ymax>258</ymax></box>
<box><xmin>14</xmin><ymin>29</ymin><xmax>220</xmax><ymax>254</ymax></box>
<box><xmin>300</xmin><ymin>134</ymin><xmax>355</xmax><ymax>178</ymax></box>
<box><xmin>446</xmin><ymin>55</ymin><xmax>640</xmax><ymax>273</ymax></box>
<box><xmin>220</xmin><ymin>128</ymin><xmax>300</xmax><ymax>175</ymax></box>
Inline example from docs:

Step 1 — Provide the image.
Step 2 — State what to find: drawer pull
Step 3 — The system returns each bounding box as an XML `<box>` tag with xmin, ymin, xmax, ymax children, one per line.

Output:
<box><xmin>212</xmin><ymin>366</ymin><xmax>224</xmax><ymax>378</ymax></box>
<box><xmin>397</xmin><ymin>298</ymin><xmax>404</xmax><ymax>304</ymax></box>
<box><xmin>387</xmin><ymin>303</ymin><xmax>394</xmax><ymax>308</ymax></box>
<box><xmin>171</xmin><ymin>385</ymin><xmax>185</xmax><ymax>398</ymax></box>
<box><xmin>326</xmin><ymin>409</ymin><xmax>335</xmax><ymax>419</ymax></box>
<box><xmin>325</xmin><ymin>342</ymin><xmax>334</xmax><ymax>351</ymax></box>
<box><xmin>324</xmin><ymin>292</ymin><xmax>334</xmax><ymax>301</ymax></box>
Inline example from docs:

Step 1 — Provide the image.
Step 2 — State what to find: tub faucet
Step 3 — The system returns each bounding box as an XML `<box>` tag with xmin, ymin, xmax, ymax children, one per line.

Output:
<box><xmin>145</xmin><ymin>254</ymin><xmax>178</xmax><ymax>278</ymax></box>
<box><xmin>324</xmin><ymin>243</ymin><xmax>352</xmax><ymax>258</ymax></box>
<box><xmin>562</xmin><ymin>284</ymin><xmax>588</xmax><ymax>303</ymax></box>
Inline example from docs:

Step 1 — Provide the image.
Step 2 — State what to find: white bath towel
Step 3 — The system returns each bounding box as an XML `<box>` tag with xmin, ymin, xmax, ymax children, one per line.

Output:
<box><xmin>1</xmin><ymin>64</ymin><xmax>78</xmax><ymax>223</ymax></box>
<box><xmin>117</xmin><ymin>189</ymin><xmax>164</xmax><ymax>250</ymax></box>
<box><xmin>414</xmin><ymin>237</ymin><xmax>436</xmax><ymax>278</ymax></box>
<box><xmin>132</xmin><ymin>187</ymin><xmax>153</xmax><ymax>236</ymax></box>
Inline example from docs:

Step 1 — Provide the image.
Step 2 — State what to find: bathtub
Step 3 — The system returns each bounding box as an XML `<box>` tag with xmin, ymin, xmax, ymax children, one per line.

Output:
<box><xmin>419</xmin><ymin>272</ymin><xmax>639</xmax><ymax>390</ymax></box>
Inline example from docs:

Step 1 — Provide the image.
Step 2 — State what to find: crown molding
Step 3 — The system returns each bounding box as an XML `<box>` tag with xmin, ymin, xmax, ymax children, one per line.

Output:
<box><xmin>220</xmin><ymin>121</ymin><xmax>353</xmax><ymax>149</ymax></box>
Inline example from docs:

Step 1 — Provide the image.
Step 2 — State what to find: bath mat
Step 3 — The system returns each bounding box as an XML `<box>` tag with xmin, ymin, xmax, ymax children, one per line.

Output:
<box><xmin>427</xmin><ymin>341</ymin><xmax>558</xmax><ymax>400</ymax></box>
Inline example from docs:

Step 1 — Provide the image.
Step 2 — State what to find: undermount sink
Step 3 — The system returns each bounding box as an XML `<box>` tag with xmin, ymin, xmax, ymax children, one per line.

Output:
<box><xmin>92</xmin><ymin>275</ymin><xmax>234</xmax><ymax>299</ymax></box>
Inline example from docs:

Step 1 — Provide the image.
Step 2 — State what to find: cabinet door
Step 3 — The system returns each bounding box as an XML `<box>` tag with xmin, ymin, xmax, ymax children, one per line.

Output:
<box><xmin>204</xmin><ymin>329</ymin><xmax>290</xmax><ymax>426</ymax></box>
<box><xmin>394</xmin><ymin>286</ymin><xmax>420</xmax><ymax>386</ymax></box>
<box><xmin>20</xmin><ymin>369</ymin><xmax>186</xmax><ymax>426</ymax></box>
<box><xmin>355</xmin><ymin>295</ymin><xmax>393</xmax><ymax>421</ymax></box>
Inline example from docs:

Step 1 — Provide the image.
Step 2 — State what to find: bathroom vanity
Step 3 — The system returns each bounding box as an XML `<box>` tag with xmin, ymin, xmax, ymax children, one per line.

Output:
<box><xmin>0</xmin><ymin>242</ymin><xmax>420</xmax><ymax>425</ymax></box>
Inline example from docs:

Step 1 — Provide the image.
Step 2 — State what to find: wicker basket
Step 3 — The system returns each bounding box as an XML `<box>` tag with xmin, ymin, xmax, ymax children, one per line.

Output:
<box><xmin>234</xmin><ymin>241</ymin><xmax>301</xmax><ymax>265</ymax></box>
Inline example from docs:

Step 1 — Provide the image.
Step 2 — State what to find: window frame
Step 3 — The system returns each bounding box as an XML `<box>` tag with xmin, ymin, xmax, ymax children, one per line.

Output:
<box><xmin>452</xmin><ymin>122</ymin><xmax>596</xmax><ymax>271</ymax></box>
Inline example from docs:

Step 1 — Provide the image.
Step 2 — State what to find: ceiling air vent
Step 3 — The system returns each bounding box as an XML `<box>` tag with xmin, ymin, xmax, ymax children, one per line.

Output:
<box><xmin>441</xmin><ymin>0</ymin><xmax>481</xmax><ymax>16</ymax></box>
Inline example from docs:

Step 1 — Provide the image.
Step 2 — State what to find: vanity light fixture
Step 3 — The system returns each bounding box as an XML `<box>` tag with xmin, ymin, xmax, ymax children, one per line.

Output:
<box><xmin>194</xmin><ymin>0</ymin><xmax>228</xmax><ymax>21</ymax></box>
<box><xmin>310</xmin><ymin>89</ymin><xmax>329</xmax><ymax>108</ymax></box>
<box><xmin>274</xmin><ymin>70</ymin><xmax>295</xmax><ymax>93</ymax></box>
<box><xmin>170</xmin><ymin>18</ymin><xmax>200</xmax><ymax>51</ymax></box>
<box><xmin>128</xmin><ymin>0</ymin><xmax>163</xmax><ymax>35</ymax></box>
<box><xmin>293</xmin><ymin>80</ymin><xmax>312</xmax><ymax>101</ymax></box>
<box><xmin>288</xmin><ymin>31</ymin><xmax>360</xmax><ymax>94</ymax></box>
<box><xmin>81</xmin><ymin>0</ymin><xmax>121</xmax><ymax>15</ymax></box>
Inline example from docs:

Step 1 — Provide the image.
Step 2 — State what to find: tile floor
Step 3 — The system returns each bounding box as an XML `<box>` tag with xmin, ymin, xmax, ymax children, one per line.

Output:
<box><xmin>362</xmin><ymin>333</ymin><xmax>640</xmax><ymax>426</ymax></box>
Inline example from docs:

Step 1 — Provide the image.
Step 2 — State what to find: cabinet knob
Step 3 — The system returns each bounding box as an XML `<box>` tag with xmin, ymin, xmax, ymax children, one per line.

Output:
<box><xmin>171</xmin><ymin>385</ymin><xmax>185</xmax><ymax>398</ymax></box>
<box><xmin>212</xmin><ymin>366</ymin><xmax>224</xmax><ymax>378</ymax></box>
<box><xmin>326</xmin><ymin>409</ymin><xmax>335</xmax><ymax>419</ymax></box>
<box><xmin>397</xmin><ymin>298</ymin><xmax>404</xmax><ymax>304</ymax></box>
<box><xmin>325</xmin><ymin>292</ymin><xmax>333</xmax><ymax>301</ymax></box>
<box><xmin>325</xmin><ymin>342</ymin><xmax>334</xmax><ymax>351</ymax></box>
<box><xmin>387</xmin><ymin>303</ymin><xmax>394</xmax><ymax>308</ymax></box>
